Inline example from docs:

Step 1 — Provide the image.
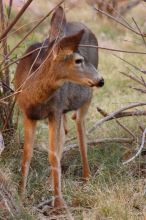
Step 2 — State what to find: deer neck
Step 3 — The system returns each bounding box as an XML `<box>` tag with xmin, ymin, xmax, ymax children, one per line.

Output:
<box><xmin>22</xmin><ymin>59</ymin><xmax>64</xmax><ymax>106</ymax></box>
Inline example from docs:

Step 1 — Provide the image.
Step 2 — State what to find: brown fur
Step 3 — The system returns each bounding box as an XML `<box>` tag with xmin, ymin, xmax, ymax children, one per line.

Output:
<box><xmin>14</xmin><ymin>6</ymin><xmax>104</xmax><ymax>207</ymax></box>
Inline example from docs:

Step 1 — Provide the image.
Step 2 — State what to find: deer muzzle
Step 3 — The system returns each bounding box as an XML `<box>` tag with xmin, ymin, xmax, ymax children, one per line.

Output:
<box><xmin>97</xmin><ymin>78</ymin><xmax>104</xmax><ymax>87</ymax></box>
<box><xmin>90</xmin><ymin>77</ymin><xmax>104</xmax><ymax>87</ymax></box>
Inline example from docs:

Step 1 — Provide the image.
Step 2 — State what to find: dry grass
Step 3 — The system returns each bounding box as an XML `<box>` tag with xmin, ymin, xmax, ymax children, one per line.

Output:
<box><xmin>1</xmin><ymin>1</ymin><xmax>146</xmax><ymax>219</ymax></box>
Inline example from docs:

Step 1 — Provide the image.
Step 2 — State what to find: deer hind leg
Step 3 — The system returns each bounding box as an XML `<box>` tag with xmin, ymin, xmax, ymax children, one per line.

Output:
<box><xmin>63</xmin><ymin>114</ymin><xmax>68</xmax><ymax>135</ymax></box>
<box><xmin>48</xmin><ymin>114</ymin><xmax>65</xmax><ymax>208</ymax></box>
<box><xmin>19</xmin><ymin>116</ymin><xmax>37</xmax><ymax>197</ymax></box>
<box><xmin>76</xmin><ymin>101</ymin><xmax>91</xmax><ymax>179</ymax></box>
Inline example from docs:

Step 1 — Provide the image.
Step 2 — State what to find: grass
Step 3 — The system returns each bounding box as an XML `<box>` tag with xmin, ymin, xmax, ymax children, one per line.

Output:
<box><xmin>1</xmin><ymin>1</ymin><xmax>146</xmax><ymax>219</ymax></box>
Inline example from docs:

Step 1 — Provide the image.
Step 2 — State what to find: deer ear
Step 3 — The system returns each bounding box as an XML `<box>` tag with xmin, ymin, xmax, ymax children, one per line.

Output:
<box><xmin>49</xmin><ymin>6</ymin><xmax>66</xmax><ymax>42</ymax></box>
<box><xmin>58</xmin><ymin>29</ymin><xmax>85</xmax><ymax>53</ymax></box>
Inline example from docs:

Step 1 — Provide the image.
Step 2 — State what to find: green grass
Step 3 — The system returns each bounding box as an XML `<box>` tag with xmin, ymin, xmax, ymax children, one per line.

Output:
<box><xmin>1</xmin><ymin>1</ymin><xmax>146</xmax><ymax>219</ymax></box>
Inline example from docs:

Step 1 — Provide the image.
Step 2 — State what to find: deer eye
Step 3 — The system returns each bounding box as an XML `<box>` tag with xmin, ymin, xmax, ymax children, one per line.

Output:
<box><xmin>75</xmin><ymin>58</ymin><xmax>84</xmax><ymax>65</ymax></box>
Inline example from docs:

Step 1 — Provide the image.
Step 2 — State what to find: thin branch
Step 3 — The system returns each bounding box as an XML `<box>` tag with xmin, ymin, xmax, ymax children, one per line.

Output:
<box><xmin>131</xmin><ymin>87</ymin><xmax>146</xmax><ymax>93</ymax></box>
<box><xmin>0</xmin><ymin>16</ymin><xmax>44</xmax><ymax>44</ymax></box>
<box><xmin>79</xmin><ymin>44</ymin><xmax>146</xmax><ymax>55</ymax></box>
<box><xmin>65</xmin><ymin>138</ymin><xmax>133</xmax><ymax>153</ymax></box>
<box><xmin>120</xmin><ymin>71</ymin><xmax>145</xmax><ymax>87</ymax></box>
<box><xmin>36</xmin><ymin>199</ymin><xmax>53</xmax><ymax>209</ymax></box>
<box><xmin>96</xmin><ymin>106</ymin><xmax>135</xmax><ymax>139</ymax></box>
<box><xmin>0</xmin><ymin>90</ymin><xmax>22</xmax><ymax>102</ymax></box>
<box><xmin>120</xmin><ymin>0</ymin><xmax>141</xmax><ymax>16</ymax></box>
<box><xmin>123</xmin><ymin>128</ymin><xmax>146</xmax><ymax>165</ymax></box>
<box><xmin>0</xmin><ymin>0</ymin><xmax>34</xmax><ymax>42</ymax></box>
<box><xmin>94</xmin><ymin>7</ymin><xmax>146</xmax><ymax>37</ymax></box>
<box><xmin>0</xmin><ymin>131</ymin><xmax>5</xmax><ymax>155</ymax></box>
<box><xmin>7</xmin><ymin>0</ymin><xmax>13</xmax><ymax>19</ymax></box>
<box><xmin>0</xmin><ymin>100</ymin><xmax>8</xmax><ymax>104</ymax></box>
<box><xmin>115</xmin><ymin>120</ymin><xmax>135</xmax><ymax>139</ymax></box>
<box><xmin>0</xmin><ymin>46</ymin><xmax>48</xmax><ymax>72</ymax></box>
<box><xmin>111</xmin><ymin>3</ymin><xmax>133</xmax><ymax>28</ymax></box>
<box><xmin>141</xmin><ymin>76</ymin><xmax>146</xmax><ymax>86</ymax></box>
<box><xmin>97</xmin><ymin>107</ymin><xmax>146</xmax><ymax>120</ymax></box>
<box><xmin>2</xmin><ymin>98</ymin><xmax>16</xmax><ymax>131</ymax></box>
<box><xmin>113</xmin><ymin>54</ymin><xmax>143</xmax><ymax>73</ymax></box>
<box><xmin>1</xmin><ymin>44</ymin><xmax>146</xmax><ymax>74</ymax></box>
<box><xmin>0</xmin><ymin>0</ymin><xmax>65</xmax><ymax>66</ymax></box>
<box><xmin>88</xmin><ymin>102</ymin><xmax>146</xmax><ymax>133</ymax></box>
<box><xmin>132</xmin><ymin>17</ymin><xmax>146</xmax><ymax>47</ymax></box>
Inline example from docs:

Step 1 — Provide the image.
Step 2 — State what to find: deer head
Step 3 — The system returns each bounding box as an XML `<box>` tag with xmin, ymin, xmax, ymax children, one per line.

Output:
<box><xmin>47</xmin><ymin>6</ymin><xmax>104</xmax><ymax>88</ymax></box>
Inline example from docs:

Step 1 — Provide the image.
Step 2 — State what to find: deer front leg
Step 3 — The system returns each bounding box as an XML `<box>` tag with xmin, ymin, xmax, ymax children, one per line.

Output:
<box><xmin>19</xmin><ymin>116</ymin><xmax>37</xmax><ymax>197</ymax></box>
<box><xmin>48</xmin><ymin>115</ymin><xmax>65</xmax><ymax>208</ymax></box>
<box><xmin>76</xmin><ymin>101</ymin><xmax>91</xmax><ymax>179</ymax></box>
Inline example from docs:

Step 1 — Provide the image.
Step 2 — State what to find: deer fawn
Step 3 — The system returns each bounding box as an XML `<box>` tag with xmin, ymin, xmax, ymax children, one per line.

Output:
<box><xmin>14</xmin><ymin>6</ymin><xmax>104</xmax><ymax>207</ymax></box>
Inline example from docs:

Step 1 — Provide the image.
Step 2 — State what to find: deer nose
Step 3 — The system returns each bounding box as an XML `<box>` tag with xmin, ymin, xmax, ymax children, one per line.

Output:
<box><xmin>98</xmin><ymin>78</ymin><xmax>104</xmax><ymax>87</ymax></box>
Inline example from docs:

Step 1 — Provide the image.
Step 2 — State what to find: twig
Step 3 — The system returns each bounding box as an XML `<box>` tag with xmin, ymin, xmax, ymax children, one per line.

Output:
<box><xmin>120</xmin><ymin>0</ymin><xmax>141</xmax><ymax>15</ymax></box>
<box><xmin>0</xmin><ymin>16</ymin><xmax>45</xmax><ymax>43</ymax></box>
<box><xmin>113</xmin><ymin>54</ymin><xmax>143</xmax><ymax>73</ymax></box>
<box><xmin>0</xmin><ymin>90</ymin><xmax>22</xmax><ymax>102</ymax></box>
<box><xmin>94</xmin><ymin>7</ymin><xmax>146</xmax><ymax>37</ymax></box>
<box><xmin>0</xmin><ymin>46</ymin><xmax>48</xmax><ymax>73</ymax></box>
<box><xmin>0</xmin><ymin>81</ymin><xmax>14</xmax><ymax>92</ymax></box>
<box><xmin>89</xmin><ymin>102</ymin><xmax>146</xmax><ymax>133</ymax></box>
<box><xmin>141</xmin><ymin>76</ymin><xmax>146</xmax><ymax>86</ymax></box>
<box><xmin>36</xmin><ymin>199</ymin><xmax>53</xmax><ymax>209</ymax></box>
<box><xmin>65</xmin><ymin>138</ymin><xmax>133</xmax><ymax>152</ymax></box>
<box><xmin>0</xmin><ymin>131</ymin><xmax>5</xmax><ymax>155</ymax></box>
<box><xmin>96</xmin><ymin>106</ymin><xmax>135</xmax><ymax>139</ymax></box>
<box><xmin>123</xmin><ymin>128</ymin><xmax>146</xmax><ymax>165</ymax></box>
<box><xmin>79</xmin><ymin>44</ymin><xmax>146</xmax><ymax>55</ymax></box>
<box><xmin>0</xmin><ymin>0</ymin><xmax>65</xmax><ymax>66</ymax></box>
<box><xmin>2</xmin><ymin>98</ymin><xmax>16</xmax><ymax>131</ymax></box>
<box><xmin>111</xmin><ymin>2</ymin><xmax>133</xmax><ymax>28</ymax></box>
<box><xmin>0</xmin><ymin>100</ymin><xmax>8</xmax><ymax>104</ymax></box>
<box><xmin>120</xmin><ymin>71</ymin><xmax>145</xmax><ymax>87</ymax></box>
<box><xmin>0</xmin><ymin>0</ymin><xmax>34</xmax><ymax>42</ymax></box>
<box><xmin>7</xmin><ymin>0</ymin><xmax>13</xmax><ymax>19</ymax></box>
<box><xmin>131</xmin><ymin>87</ymin><xmax>146</xmax><ymax>93</ymax></box>
<box><xmin>0</xmin><ymin>192</ymin><xmax>14</xmax><ymax>217</ymax></box>
<box><xmin>132</xmin><ymin>17</ymin><xmax>146</xmax><ymax>47</ymax></box>
<box><xmin>98</xmin><ymin>108</ymin><xmax>146</xmax><ymax>120</ymax></box>
<box><xmin>1</xmin><ymin>43</ymin><xmax>146</xmax><ymax>74</ymax></box>
<box><xmin>2</xmin><ymin>43</ymin><xmax>146</xmax><ymax>75</ymax></box>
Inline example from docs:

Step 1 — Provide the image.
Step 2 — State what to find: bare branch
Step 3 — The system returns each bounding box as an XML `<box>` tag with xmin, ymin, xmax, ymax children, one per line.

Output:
<box><xmin>123</xmin><ymin>128</ymin><xmax>146</xmax><ymax>165</ymax></box>
<box><xmin>132</xmin><ymin>17</ymin><xmax>146</xmax><ymax>47</ymax></box>
<box><xmin>1</xmin><ymin>44</ymin><xmax>146</xmax><ymax>74</ymax></box>
<box><xmin>89</xmin><ymin>102</ymin><xmax>146</xmax><ymax>133</ymax></box>
<box><xmin>96</xmin><ymin>106</ymin><xmax>135</xmax><ymax>139</ymax></box>
<box><xmin>120</xmin><ymin>0</ymin><xmax>141</xmax><ymax>15</ymax></box>
<box><xmin>79</xmin><ymin>44</ymin><xmax>146</xmax><ymax>55</ymax></box>
<box><xmin>65</xmin><ymin>138</ymin><xmax>133</xmax><ymax>153</ymax></box>
<box><xmin>113</xmin><ymin>54</ymin><xmax>143</xmax><ymax>73</ymax></box>
<box><xmin>7</xmin><ymin>0</ymin><xmax>13</xmax><ymax>19</ymax></box>
<box><xmin>0</xmin><ymin>0</ymin><xmax>34</xmax><ymax>42</ymax></box>
<box><xmin>94</xmin><ymin>7</ymin><xmax>146</xmax><ymax>36</ymax></box>
<box><xmin>0</xmin><ymin>131</ymin><xmax>5</xmax><ymax>155</ymax></box>
<box><xmin>131</xmin><ymin>87</ymin><xmax>146</xmax><ymax>93</ymax></box>
<box><xmin>97</xmin><ymin>107</ymin><xmax>146</xmax><ymax>120</ymax></box>
<box><xmin>0</xmin><ymin>0</ymin><xmax>65</xmax><ymax>66</ymax></box>
<box><xmin>120</xmin><ymin>71</ymin><xmax>145</xmax><ymax>87</ymax></box>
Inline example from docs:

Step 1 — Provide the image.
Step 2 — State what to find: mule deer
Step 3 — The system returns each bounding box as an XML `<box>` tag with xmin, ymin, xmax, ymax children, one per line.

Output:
<box><xmin>14</xmin><ymin>6</ymin><xmax>104</xmax><ymax>207</ymax></box>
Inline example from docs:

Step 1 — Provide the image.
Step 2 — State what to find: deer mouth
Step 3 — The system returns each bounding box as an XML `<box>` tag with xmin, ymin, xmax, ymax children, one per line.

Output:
<box><xmin>87</xmin><ymin>78</ymin><xmax>104</xmax><ymax>87</ymax></box>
